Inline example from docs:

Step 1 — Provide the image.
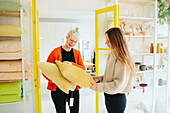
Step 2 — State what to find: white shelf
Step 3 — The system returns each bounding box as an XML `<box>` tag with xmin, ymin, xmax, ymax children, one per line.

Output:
<box><xmin>107</xmin><ymin>0</ymin><xmax>154</xmax><ymax>5</ymax></box>
<box><xmin>124</xmin><ymin>35</ymin><xmax>168</xmax><ymax>39</ymax></box>
<box><xmin>120</xmin><ymin>16</ymin><xmax>154</xmax><ymax>21</ymax></box>
<box><xmin>133</xmin><ymin>53</ymin><xmax>168</xmax><ymax>56</ymax></box>
<box><xmin>137</xmin><ymin>69</ymin><xmax>166</xmax><ymax>74</ymax></box>
<box><xmin>107</xmin><ymin>16</ymin><xmax>154</xmax><ymax>22</ymax></box>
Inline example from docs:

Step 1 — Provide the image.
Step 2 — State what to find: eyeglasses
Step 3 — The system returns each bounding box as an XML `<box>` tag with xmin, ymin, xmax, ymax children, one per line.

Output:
<box><xmin>69</xmin><ymin>38</ymin><xmax>77</xmax><ymax>43</ymax></box>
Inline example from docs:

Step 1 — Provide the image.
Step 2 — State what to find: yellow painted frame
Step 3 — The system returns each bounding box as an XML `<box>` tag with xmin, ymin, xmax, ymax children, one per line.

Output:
<box><xmin>32</xmin><ymin>0</ymin><xmax>42</xmax><ymax>113</ymax></box>
<box><xmin>95</xmin><ymin>5</ymin><xmax>119</xmax><ymax>113</ymax></box>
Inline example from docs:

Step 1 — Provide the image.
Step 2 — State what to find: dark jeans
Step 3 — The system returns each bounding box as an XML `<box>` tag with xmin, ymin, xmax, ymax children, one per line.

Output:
<box><xmin>104</xmin><ymin>93</ymin><xmax>126</xmax><ymax>113</ymax></box>
<box><xmin>51</xmin><ymin>88</ymin><xmax>79</xmax><ymax>113</ymax></box>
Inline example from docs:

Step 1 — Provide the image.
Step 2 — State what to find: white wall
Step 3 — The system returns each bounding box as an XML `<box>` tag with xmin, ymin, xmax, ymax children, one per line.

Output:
<box><xmin>38</xmin><ymin>0</ymin><xmax>107</xmax><ymax>113</ymax></box>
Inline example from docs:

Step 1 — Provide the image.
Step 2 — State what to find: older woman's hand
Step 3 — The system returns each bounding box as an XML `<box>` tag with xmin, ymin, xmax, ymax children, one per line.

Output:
<box><xmin>63</xmin><ymin>61</ymin><xmax>72</xmax><ymax>65</ymax></box>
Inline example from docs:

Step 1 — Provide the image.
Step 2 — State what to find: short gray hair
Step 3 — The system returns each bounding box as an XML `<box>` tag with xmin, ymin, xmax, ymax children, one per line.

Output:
<box><xmin>67</xmin><ymin>27</ymin><xmax>80</xmax><ymax>39</ymax></box>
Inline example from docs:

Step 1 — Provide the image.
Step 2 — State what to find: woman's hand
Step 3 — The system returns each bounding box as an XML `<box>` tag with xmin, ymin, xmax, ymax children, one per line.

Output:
<box><xmin>63</xmin><ymin>61</ymin><xmax>72</xmax><ymax>65</ymax></box>
<box><xmin>90</xmin><ymin>82</ymin><xmax>97</xmax><ymax>91</ymax></box>
<box><xmin>92</xmin><ymin>76</ymin><xmax>100</xmax><ymax>83</ymax></box>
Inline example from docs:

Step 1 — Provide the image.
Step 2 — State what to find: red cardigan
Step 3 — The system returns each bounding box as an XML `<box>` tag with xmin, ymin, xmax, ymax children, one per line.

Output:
<box><xmin>43</xmin><ymin>46</ymin><xmax>85</xmax><ymax>91</ymax></box>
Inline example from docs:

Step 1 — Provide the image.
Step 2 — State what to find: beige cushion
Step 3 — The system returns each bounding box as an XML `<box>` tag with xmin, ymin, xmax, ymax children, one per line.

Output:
<box><xmin>38</xmin><ymin>62</ymin><xmax>76</xmax><ymax>94</ymax></box>
<box><xmin>0</xmin><ymin>40</ymin><xmax>22</xmax><ymax>53</ymax></box>
<box><xmin>55</xmin><ymin>61</ymin><xmax>95</xmax><ymax>87</ymax></box>
<box><xmin>0</xmin><ymin>51</ymin><xmax>22</xmax><ymax>60</ymax></box>
<box><xmin>0</xmin><ymin>61</ymin><xmax>31</xmax><ymax>72</ymax></box>
<box><xmin>0</xmin><ymin>24</ymin><xmax>23</xmax><ymax>36</ymax></box>
<box><xmin>0</xmin><ymin>72</ymin><xmax>32</xmax><ymax>81</ymax></box>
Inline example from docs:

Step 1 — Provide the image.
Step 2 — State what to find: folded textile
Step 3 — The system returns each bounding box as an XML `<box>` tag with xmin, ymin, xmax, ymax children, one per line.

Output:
<box><xmin>0</xmin><ymin>60</ymin><xmax>31</xmax><ymax>72</ymax></box>
<box><xmin>0</xmin><ymin>72</ymin><xmax>32</xmax><ymax>81</ymax></box>
<box><xmin>38</xmin><ymin>62</ymin><xmax>76</xmax><ymax>94</ymax></box>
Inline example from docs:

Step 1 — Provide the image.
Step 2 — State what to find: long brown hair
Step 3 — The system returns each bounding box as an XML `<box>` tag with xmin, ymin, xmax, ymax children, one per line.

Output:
<box><xmin>105</xmin><ymin>27</ymin><xmax>136</xmax><ymax>78</ymax></box>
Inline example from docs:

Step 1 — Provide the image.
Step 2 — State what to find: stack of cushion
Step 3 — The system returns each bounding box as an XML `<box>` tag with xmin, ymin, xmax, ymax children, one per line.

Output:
<box><xmin>0</xmin><ymin>81</ymin><xmax>22</xmax><ymax>103</ymax></box>
<box><xmin>0</xmin><ymin>40</ymin><xmax>23</xmax><ymax>60</ymax></box>
<box><xmin>0</xmin><ymin>40</ymin><xmax>32</xmax><ymax>81</ymax></box>
<box><xmin>38</xmin><ymin>61</ymin><xmax>95</xmax><ymax>94</ymax></box>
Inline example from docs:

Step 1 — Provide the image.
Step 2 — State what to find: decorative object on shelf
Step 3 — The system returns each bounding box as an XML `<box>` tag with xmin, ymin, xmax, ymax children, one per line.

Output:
<box><xmin>120</xmin><ymin>21</ymin><xmax>134</xmax><ymax>40</ymax></box>
<box><xmin>164</xmin><ymin>47</ymin><xmax>168</xmax><ymax>53</ymax></box>
<box><xmin>161</xmin><ymin>55</ymin><xmax>167</xmax><ymax>65</ymax></box>
<box><xmin>160</xmin><ymin>43</ymin><xmax>164</xmax><ymax>53</ymax></box>
<box><xmin>157</xmin><ymin>0</ymin><xmax>170</xmax><ymax>25</ymax></box>
<box><xmin>158</xmin><ymin>78</ymin><xmax>163</xmax><ymax>86</ymax></box>
<box><xmin>157</xmin><ymin>43</ymin><xmax>160</xmax><ymax>53</ymax></box>
<box><xmin>150</xmin><ymin>43</ymin><xmax>154</xmax><ymax>53</ymax></box>
<box><xmin>139</xmin><ymin>24</ymin><xmax>148</xmax><ymax>40</ymax></box>
<box><xmin>148</xmin><ymin>24</ymin><xmax>154</xmax><ymax>35</ymax></box>
<box><xmin>139</xmin><ymin>65</ymin><xmax>148</xmax><ymax>71</ymax></box>
<box><xmin>133</xmin><ymin>24</ymin><xmax>141</xmax><ymax>36</ymax></box>
<box><xmin>124</xmin><ymin>32</ymin><xmax>133</xmax><ymax>41</ymax></box>
<box><xmin>139</xmin><ymin>83</ymin><xmax>147</xmax><ymax>93</ymax></box>
<box><xmin>135</xmin><ymin>62</ymin><xmax>141</xmax><ymax>71</ymax></box>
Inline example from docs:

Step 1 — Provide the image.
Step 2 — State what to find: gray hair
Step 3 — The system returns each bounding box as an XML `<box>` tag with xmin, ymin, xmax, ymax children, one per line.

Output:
<box><xmin>67</xmin><ymin>27</ymin><xmax>80</xmax><ymax>39</ymax></box>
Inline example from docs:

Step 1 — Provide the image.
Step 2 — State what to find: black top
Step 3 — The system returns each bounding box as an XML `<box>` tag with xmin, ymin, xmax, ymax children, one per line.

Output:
<box><xmin>61</xmin><ymin>46</ymin><xmax>76</xmax><ymax>63</ymax></box>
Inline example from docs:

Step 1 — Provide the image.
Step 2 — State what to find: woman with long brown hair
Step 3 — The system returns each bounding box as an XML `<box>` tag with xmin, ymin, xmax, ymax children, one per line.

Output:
<box><xmin>90</xmin><ymin>27</ymin><xmax>136</xmax><ymax>113</ymax></box>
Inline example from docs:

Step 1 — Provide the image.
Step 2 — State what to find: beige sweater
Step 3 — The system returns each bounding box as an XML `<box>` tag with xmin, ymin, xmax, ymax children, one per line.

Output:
<box><xmin>97</xmin><ymin>52</ymin><xmax>133</xmax><ymax>95</ymax></box>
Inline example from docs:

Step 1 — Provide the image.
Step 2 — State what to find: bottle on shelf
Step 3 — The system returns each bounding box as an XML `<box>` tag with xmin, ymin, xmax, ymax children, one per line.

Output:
<box><xmin>160</xmin><ymin>43</ymin><xmax>164</xmax><ymax>53</ymax></box>
<box><xmin>157</xmin><ymin>43</ymin><xmax>160</xmax><ymax>53</ymax></box>
<box><xmin>150</xmin><ymin>43</ymin><xmax>154</xmax><ymax>53</ymax></box>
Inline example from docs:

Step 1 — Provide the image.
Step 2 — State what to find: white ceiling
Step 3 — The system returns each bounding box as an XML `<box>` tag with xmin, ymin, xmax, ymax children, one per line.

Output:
<box><xmin>37</xmin><ymin>0</ymin><xmax>107</xmax><ymax>18</ymax></box>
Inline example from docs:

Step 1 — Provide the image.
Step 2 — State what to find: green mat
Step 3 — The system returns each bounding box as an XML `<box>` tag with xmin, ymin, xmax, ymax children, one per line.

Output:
<box><xmin>0</xmin><ymin>1</ymin><xmax>25</xmax><ymax>12</ymax></box>
<box><xmin>0</xmin><ymin>93</ymin><xmax>21</xmax><ymax>104</ymax></box>
<box><xmin>0</xmin><ymin>81</ymin><xmax>22</xmax><ymax>95</ymax></box>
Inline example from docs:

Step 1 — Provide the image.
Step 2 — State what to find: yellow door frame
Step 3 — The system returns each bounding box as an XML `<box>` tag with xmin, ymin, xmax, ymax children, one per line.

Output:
<box><xmin>32</xmin><ymin>0</ymin><xmax>42</xmax><ymax>113</ymax></box>
<box><xmin>95</xmin><ymin>5</ymin><xmax>119</xmax><ymax>113</ymax></box>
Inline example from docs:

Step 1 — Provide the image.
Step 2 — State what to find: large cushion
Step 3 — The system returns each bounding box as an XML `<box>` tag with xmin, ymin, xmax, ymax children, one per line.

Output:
<box><xmin>0</xmin><ymin>51</ymin><xmax>22</xmax><ymax>60</ymax></box>
<box><xmin>55</xmin><ymin>61</ymin><xmax>95</xmax><ymax>87</ymax></box>
<box><xmin>0</xmin><ymin>24</ymin><xmax>22</xmax><ymax>36</ymax></box>
<box><xmin>38</xmin><ymin>62</ymin><xmax>76</xmax><ymax>94</ymax></box>
<box><xmin>0</xmin><ymin>40</ymin><xmax>22</xmax><ymax>52</ymax></box>
<box><xmin>0</xmin><ymin>61</ymin><xmax>31</xmax><ymax>72</ymax></box>
<box><xmin>0</xmin><ymin>81</ymin><xmax>22</xmax><ymax>95</ymax></box>
<box><xmin>0</xmin><ymin>72</ymin><xmax>32</xmax><ymax>81</ymax></box>
<box><xmin>0</xmin><ymin>94</ymin><xmax>21</xmax><ymax>104</ymax></box>
<box><xmin>0</xmin><ymin>1</ymin><xmax>21</xmax><ymax>12</ymax></box>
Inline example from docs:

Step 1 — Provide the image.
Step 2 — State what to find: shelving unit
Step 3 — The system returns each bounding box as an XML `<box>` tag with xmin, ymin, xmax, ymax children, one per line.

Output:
<box><xmin>105</xmin><ymin>0</ymin><xmax>169</xmax><ymax>113</ymax></box>
<box><xmin>0</xmin><ymin>1</ymin><xmax>28</xmax><ymax>113</ymax></box>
